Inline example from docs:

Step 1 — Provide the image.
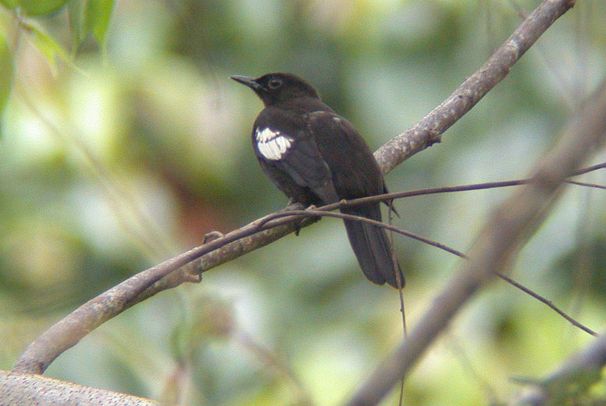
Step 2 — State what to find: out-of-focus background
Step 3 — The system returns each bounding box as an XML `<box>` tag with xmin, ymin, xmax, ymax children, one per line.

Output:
<box><xmin>1</xmin><ymin>1</ymin><xmax>605</xmax><ymax>404</ymax></box>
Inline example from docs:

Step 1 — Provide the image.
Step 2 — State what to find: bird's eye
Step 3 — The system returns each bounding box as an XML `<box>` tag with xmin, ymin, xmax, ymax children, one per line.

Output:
<box><xmin>268</xmin><ymin>79</ymin><xmax>282</xmax><ymax>89</ymax></box>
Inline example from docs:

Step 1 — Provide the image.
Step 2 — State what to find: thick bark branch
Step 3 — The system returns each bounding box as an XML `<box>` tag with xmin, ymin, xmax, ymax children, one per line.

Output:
<box><xmin>346</xmin><ymin>78</ymin><xmax>606</xmax><ymax>406</ymax></box>
<box><xmin>12</xmin><ymin>0</ymin><xmax>577</xmax><ymax>377</ymax></box>
<box><xmin>0</xmin><ymin>370</ymin><xmax>157</xmax><ymax>405</ymax></box>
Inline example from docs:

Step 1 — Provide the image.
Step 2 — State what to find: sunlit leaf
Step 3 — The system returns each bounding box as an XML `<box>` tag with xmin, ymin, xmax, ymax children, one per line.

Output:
<box><xmin>0</xmin><ymin>34</ymin><xmax>14</xmax><ymax>138</ymax></box>
<box><xmin>19</xmin><ymin>0</ymin><xmax>70</xmax><ymax>16</ymax></box>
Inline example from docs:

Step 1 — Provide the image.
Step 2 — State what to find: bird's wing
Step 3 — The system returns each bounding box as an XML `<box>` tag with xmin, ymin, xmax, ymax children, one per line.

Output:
<box><xmin>253</xmin><ymin>111</ymin><xmax>339</xmax><ymax>204</ymax></box>
<box><xmin>305</xmin><ymin>111</ymin><xmax>385</xmax><ymax>199</ymax></box>
<box><xmin>307</xmin><ymin>111</ymin><xmax>403</xmax><ymax>287</ymax></box>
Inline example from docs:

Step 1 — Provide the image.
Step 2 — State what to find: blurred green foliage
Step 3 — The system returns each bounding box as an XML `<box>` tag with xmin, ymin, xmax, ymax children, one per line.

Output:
<box><xmin>8</xmin><ymin>0</ymin><xmax>70</xmax><ymax>16</ymax></box>
<box><xmin>0</xmin><ymin>1</ymin><xmax>605</xmax><ymax>405</ymax></box>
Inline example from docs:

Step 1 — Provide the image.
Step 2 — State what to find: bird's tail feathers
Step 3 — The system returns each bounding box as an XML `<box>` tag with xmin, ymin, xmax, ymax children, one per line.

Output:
<box><xmin>342</xmin><ymin>204</ymin><xmax>404</xmax><ymax>288</ymax></box>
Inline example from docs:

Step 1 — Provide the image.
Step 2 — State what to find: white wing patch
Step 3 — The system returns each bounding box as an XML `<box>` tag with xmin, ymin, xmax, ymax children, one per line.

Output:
<box><xmin>255</xmin><ymin>128</ymin><xmax>293</xmax><ymax>160</ymax></box>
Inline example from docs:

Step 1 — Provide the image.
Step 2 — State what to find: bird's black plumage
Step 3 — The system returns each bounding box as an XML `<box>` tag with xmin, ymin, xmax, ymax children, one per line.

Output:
<box><xmin>232</xmin><ymin>73</ymin><xmax>404</xmax><ymax>288</ymax></box>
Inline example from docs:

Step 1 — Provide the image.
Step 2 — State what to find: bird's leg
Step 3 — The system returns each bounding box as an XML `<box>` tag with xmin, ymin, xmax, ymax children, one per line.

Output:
<box><xmin>282</xmin><ymin>199</ymin><xmax>305</xmax><ymax>212</ymax></box>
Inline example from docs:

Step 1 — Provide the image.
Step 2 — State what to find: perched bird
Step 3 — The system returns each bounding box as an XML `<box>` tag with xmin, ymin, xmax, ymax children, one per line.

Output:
<box><xmin>231</xmin><ymin>73</ymin><xmax>403</xmax><ymax>288</ymax></box>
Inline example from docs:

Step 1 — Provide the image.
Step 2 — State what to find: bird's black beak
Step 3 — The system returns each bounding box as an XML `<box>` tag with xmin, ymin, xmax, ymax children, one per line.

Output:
<box><xmin>230</xmin><ymin>75</ymin><xmax>263</xmax><ymax>91</ymax></box>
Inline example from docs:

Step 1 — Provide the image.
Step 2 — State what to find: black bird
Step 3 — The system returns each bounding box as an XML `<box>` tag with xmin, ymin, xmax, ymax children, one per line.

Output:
<box><xmin>231</xmin><ymin>73</ymin><xmax>403</xmax><ymax>288</ymax></box>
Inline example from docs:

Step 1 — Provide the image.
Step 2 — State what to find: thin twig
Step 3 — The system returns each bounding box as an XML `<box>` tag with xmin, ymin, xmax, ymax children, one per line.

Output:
<box><xmin>388</xmin><ymin>206</ymin><xmax>406</xmax><ymax>406</ymax></box>
<box><xmin>259</xmin><ymin>209</ymin><xmax>467</xmax><ymax>258</ymax></box>
<box><xmin>301</xmin><ymin>163</ymin><xmax>606</xmax><ymax>213</ymax></box>
<box><xmin>565</xmin><ymin>179</ymin><xmax>606</xmax><ymax>190</ymax></box>
<box><xmin>255</xmin><ymin>209</ymin><xmax>599</xmax><ymax>337</ymax></box>
<box><xmin>495</xmin><ymin>273</ymin><xmax>597</xmax><ymax>336</ymax></box>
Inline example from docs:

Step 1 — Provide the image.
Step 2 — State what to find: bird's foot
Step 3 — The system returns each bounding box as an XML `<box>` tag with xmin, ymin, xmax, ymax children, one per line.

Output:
<box><xmin>306</xmin><ymin>204</ymin><xmax>318</xmax><ymax>211</ymax></box>
<box><xmin>203</xmin><ymin>230</ymin><xmax>224</xmax><ymax>244</ymax></box>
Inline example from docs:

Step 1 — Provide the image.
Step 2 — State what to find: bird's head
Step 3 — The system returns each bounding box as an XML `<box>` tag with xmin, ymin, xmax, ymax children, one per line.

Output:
<box><xmin>231</xmin><ymin>72</ymin><xmax>320</xmax><ymax>106</ymax></box>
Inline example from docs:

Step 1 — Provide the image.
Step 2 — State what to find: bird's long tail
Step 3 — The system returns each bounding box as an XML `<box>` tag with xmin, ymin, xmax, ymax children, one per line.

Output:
<box><xmin>342</xmin><ymin>203</ymin><xmax>404</xmax><ymax>288</ymax></box>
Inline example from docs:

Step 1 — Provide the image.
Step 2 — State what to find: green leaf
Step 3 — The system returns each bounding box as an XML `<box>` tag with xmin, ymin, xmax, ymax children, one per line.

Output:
<box><xmin>68</xmin><ymin>0</ymin><xmax>115</xmax><ymax>54</ymax></box>
<box><xmin>19</xmin><ymin>0</ymin><xmax>70</xmax><ymax>16</ymax></box>
<box><xmin>0</xmin><ymin>34</ymin><xmax>14</xmax><ymax>139</ymax></box>
<box><xmin>85</xmin><ymin>0</ymin><xmax>115</xmax><ymax>51</ymax></box>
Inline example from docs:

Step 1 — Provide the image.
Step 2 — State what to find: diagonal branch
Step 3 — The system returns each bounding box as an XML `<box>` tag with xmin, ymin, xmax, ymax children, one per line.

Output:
<box><xmin>345</xmin><ymin>77</ymin><xmax>606</xmax><ymax>406</ymax></box>
<box><xmin>12</xmin><ymin>0</ymin><xmax>577</xmax><ymax>376</ymax></box>
<box><xmin>374</xmin><ymin>0</ymin><xmax>578</xmax><ymax>173</ymax></box>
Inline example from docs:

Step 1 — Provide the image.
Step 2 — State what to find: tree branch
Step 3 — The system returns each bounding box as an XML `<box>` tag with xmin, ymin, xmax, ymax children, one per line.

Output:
<box><xmin>0</xmin><ymin>370</ymin><xmax>157</xmax><ymax>405</ymax></box>
<box><xmin>345</xmin><ymin>77</ymin><xmax>606</xmax><ymax>406</ymax></box>
<box><xmin>375</xmin><ymin>0</ymin><xmax>578</xmax><ymax>173</ymax></box>
<box><xmin>12</xmin><ymin>0</ymin><xmax>578</xmax><ymax>376</ymax></box>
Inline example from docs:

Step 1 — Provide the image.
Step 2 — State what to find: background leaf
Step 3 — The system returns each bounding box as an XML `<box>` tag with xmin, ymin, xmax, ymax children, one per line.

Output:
<box><xmin>18</xmin><ymin>0</ymin><xmax>70</xmax><ymax>16</ymax></box>
<box><xmin>67</xmin><ymin>0</ymin><xmax>115</xmax><ymax>54</ymax></box>
<box><xmin>86</xmin><ymin>0</ymin><xmax>114</xmax><ymax>47</ymax></box>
